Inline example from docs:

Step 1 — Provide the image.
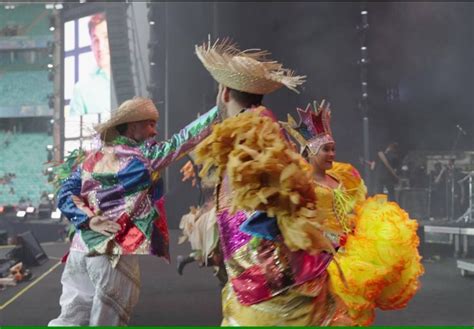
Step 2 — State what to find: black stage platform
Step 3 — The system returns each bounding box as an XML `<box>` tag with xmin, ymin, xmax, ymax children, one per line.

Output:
<box><xmin>0</xmin><ymin>214</ymin><xmax>67</xmax><ymax>243</ymax></box>
<box><xmin>0</xmin><ymin>230</ymin><xmax>473</xmax><ymax>326</ymax></box>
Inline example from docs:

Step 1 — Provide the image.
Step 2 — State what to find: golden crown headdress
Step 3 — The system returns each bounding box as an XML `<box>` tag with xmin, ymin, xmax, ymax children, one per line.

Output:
<box><xmin>280</xmin><ymin>99</ymin><xmax>334</xmax><ymax>155</ymax></box>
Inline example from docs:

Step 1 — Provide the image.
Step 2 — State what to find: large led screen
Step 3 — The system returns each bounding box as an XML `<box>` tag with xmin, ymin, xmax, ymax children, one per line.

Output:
<box><xmin>63</xmin><ymin>12</ymin><xmax>111</xmax><ymax>156</ymax></box>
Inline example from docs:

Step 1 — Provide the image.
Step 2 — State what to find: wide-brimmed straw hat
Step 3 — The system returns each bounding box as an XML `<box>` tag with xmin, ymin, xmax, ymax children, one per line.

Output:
<box><xmin>94</xmin><ymin>97</ymin><xmax>159</xmax><ymax>142</ymax></box>
<box><xmin>195</xmin><ymin>37</ymin><xmax>306</xmax><ymax>95</ymax></box>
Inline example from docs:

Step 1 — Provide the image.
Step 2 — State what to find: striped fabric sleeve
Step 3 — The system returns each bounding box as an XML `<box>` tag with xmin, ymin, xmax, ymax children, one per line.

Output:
<box><xmin>142</xmin><ymin>106</ymin><xmax>220</xmax><ymax>171</ymax></box>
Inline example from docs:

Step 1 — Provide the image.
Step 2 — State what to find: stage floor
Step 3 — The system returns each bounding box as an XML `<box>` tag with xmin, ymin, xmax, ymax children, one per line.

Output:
<box><xmin>0</xmin><ymin>230</ymin><xmax>473</xmax><ymax>326</ymax></box>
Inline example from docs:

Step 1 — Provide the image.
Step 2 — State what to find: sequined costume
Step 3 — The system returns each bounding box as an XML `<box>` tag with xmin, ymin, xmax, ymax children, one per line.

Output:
<box><xmin>50</xmin><ymin>100</ymin><xmax>220</xmax><ymax>326</ymax></box>
<box><xmin>58</xmin><ymin>106</ymin><xmax>219</xmax><ymax>261</ymax></box>
<box><xmin>310</xmin><ymin>160</ymin><xmax>424</xmax><ymax>325</ymax></box>
<box><xmin>194</xmin><ymin>99</ymin><xmax>423</xmax><ymax>326</ymax></box>
<box><xmin>192</xmin><ymin>38</ymin><xmax>352</xmax><ymax>326</ymax></box>
<box><xmin>194</xmin><ymin>107</ymin><xmax>351</xmax><ymax>326</ymax></box>
<box><xmin>281</xmin><ymin>101</ymin><xmax>424</xmax><ymax>326</ymax></box>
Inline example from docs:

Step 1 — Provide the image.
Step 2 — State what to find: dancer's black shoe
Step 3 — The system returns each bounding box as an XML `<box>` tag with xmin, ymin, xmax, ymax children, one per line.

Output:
<box><xmin>177</xmin><ymin>255</ymin><xmax>195</xmax><ymax>275</ymax></box>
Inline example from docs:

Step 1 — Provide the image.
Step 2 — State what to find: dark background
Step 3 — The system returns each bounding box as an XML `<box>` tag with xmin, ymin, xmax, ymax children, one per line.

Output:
<box><xmin>146</xmin><ymin>2</ymin><xmax>473</xmax><ymax>228</ymax></box>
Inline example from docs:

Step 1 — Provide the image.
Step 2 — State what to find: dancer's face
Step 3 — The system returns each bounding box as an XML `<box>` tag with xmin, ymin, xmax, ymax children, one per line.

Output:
<box><xmin>126</xmin><ymin>119</ymin><xmax>157</xmax><ymax>142</ymax></box>
<box><xmin>308</xmin><ymin>142</ymin><xmax>336</xmax><ymax>171</ymax></box>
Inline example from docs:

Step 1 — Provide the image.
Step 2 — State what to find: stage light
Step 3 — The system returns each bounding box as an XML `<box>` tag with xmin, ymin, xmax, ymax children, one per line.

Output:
<box><xmin>362</xmin><ymin>82</ymin><xmax>367</xmax><ymax>86</ymax></box>
<box><xmin>361</xmin><ymin>46</ymin><xmax>367</xmax><ymax>50</ymax></box>
<box><xmin>51</xmin><ymin>209</ymin><xmax>61</xmax><ymax>220</ymax></box>
<box><xmin>26</xmin><ymin>207</ymin><xmax>35</xmax><ymax>214</ymax></box>
<box><xmin>47</xmin><ymin>167</ymin><xmax>54</xmax><ymax>173</ymax></box>
<box><xmin>362</xmin><ymin>93</ymin><xmax>368</xmax><ymax>98</ymax></box>
<box><xmin>47</xmin><ymin>63</ymin><xmax>54</xmax><ymax>69</ymax></box>
<box><xmin>361</xmin><ymin>11</ymin><xmax>368</xmax><ymax>15</ymax></box>
<box><xmin>16</xmin><ymin>211</ymin><xmax>26</xmax><ymax>218</ymax></box>
<box><xmin>149</xmin><ymin>21</ymin><xmax>155</xmax><ymax>25</ymax></box>
<box><xmin>45</xmin><ymin>4</ymin><xmax>54</xmax><ymax>10</ymax></box>
<box><xmin>47</xmin><ymin>145</ymin><xmax>53</xmax><ymax>151</ymax></box>
<box><xmin>150</xmin><ymin>62</ymin><xmax>156</xmax><ymax>66</ymax></box>
<box><xmin>48</xmin><ymin>194</ymin><xmax>54</xmax><ymax>201</ymax></box>
<box><xmin>55</xmin><ymin>3</ymin><xmax>63</xmax><ymax>10</ymax></box>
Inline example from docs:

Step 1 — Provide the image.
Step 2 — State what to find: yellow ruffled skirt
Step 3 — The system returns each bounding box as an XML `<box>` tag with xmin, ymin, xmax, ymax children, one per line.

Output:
<box><xmin>327</xmin><ymin>195</ymin><xmax>424</xmax><ymax>326</ymax></box>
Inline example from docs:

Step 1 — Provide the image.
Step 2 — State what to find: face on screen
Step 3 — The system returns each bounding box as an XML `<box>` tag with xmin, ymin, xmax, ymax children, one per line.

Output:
<box><xmin>63</xmin><ymin>13</ymin><xmax>112</xmax><ymax>156</ymax></box>
<box><xmin>90</xmin><ymin>20</ymin><xmax>110</xmax><ymax>73</ymax></box>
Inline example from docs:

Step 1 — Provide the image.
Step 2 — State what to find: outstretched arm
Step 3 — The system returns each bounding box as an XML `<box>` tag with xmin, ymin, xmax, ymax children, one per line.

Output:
<box><xmin>141</xmin><ymin>106</ymin><xmax>220</xmax><ymax>171</ymax></box>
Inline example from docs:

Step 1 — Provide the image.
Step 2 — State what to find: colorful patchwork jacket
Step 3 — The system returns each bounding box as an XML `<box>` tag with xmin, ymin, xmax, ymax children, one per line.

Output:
<box><xmin>216</xmin><ymin>182</ymin><xmax>334</xmax><ymax>306</ymax></box>
<box><xmin>210</xmin><ymin>107</ymin><xmax>334</xmax><ymax>306</ymax></box>
<box><xmin>57</xmin><ymin>106</ymin><xmax>220</xmax><ymax>261</ymax></box>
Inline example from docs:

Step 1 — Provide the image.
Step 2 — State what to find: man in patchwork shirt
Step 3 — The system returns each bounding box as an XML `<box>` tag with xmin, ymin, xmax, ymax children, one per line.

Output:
<box><xmin>49</xmin><ymin>97</ymin><xmax>219</xmax><ymax>326</ymax></box>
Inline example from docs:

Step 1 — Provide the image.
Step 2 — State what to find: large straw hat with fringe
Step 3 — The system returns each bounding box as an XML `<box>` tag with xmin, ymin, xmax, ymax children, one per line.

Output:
<box><xmin>195</xmin><ymin>37</ymin><xmax>306</xmax><ymax>95</ymax></box>
<box><xmin>94</xmin><ymin>97</ymin><xmax>159</xmax><ymax>142</ymax></box>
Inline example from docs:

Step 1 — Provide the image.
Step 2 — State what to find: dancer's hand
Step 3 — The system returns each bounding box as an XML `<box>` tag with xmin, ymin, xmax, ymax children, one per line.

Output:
<box><xmin>180</xmin><ymin>160</ymin><xmax>197</xmax><ymax>186</ymax></box>
<box><xmin>89</xmin><ymin>216</ymin><xmax>121</xmax><ymax>236</ymax></box>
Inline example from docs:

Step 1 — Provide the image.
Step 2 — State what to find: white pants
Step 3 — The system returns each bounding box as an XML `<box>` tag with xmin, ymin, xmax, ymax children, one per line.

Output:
<box><xmin>49</xmin><ymin>250</ymin><xmax>140</xmax><ymax>326</ymax></box>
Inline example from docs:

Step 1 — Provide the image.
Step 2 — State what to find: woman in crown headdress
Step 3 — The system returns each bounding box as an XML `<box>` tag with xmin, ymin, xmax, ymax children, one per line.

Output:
<box><xmin>280</xmin><ymin>100</ymin><xmax>424</xmax><ymax>326</ymax></box>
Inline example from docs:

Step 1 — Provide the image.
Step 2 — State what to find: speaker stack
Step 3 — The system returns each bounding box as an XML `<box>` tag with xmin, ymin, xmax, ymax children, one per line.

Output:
<box><xmin>105</xmin><ymin>3</ymin><xmax>135</xmax><ymax>104</ymax></box>
<box><xmin>8</xmin><ymin>231</ymin><xmax>49</xmax><ymax>267</ymax></box>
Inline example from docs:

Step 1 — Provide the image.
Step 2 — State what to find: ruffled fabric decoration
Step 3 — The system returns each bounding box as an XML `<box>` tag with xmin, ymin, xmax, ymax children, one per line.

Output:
<box><xmin>194</xmin><ymin>107</ymin><xmax>335</xmax><ymax>255</ymax></box>
<box><xmin>327</xmin><ymin>195</ymin><xmax>424</xmax><ymax>325</ymax></box>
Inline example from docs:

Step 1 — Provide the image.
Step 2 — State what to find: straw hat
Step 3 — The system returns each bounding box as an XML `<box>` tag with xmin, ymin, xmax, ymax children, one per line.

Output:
<box><xmin>195</xmin><ymin>38</ymin><xmax>306</xmax><ymax>95</ymax></box>
<box><xmin>94</xmin><ymin>97</ymin><xmax>159</xmax><ymax>142</ymax></box>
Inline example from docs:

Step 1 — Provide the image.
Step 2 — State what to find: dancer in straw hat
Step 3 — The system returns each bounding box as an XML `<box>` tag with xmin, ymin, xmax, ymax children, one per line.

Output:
<box><xmin>49</xmin><ymin>97</ymin><xmax>220</xmax><ymax>326</ymax></box>
<box><xmin>183</xmin><ymin>38</ymin><xmax>353</xmax><ymax>325</ymax></box>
